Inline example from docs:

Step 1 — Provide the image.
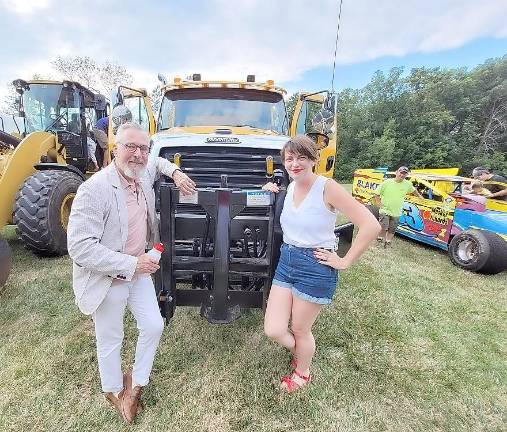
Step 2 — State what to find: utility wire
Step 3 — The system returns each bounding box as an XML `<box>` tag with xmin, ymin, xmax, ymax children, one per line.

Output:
<box><xmin>331</xmin><ymin>0</ymin><xmax>344</xmax><ymax>92</ymax></box>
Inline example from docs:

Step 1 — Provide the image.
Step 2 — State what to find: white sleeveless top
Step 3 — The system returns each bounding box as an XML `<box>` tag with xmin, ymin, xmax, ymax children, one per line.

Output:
<box><xmin>280</xmin><ymin>176</ymin><xmax>337</xmax><ymax>249</ymax></box>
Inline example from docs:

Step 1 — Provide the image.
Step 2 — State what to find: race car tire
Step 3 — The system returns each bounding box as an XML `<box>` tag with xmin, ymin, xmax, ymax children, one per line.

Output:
<box><xmin>13</xmin><ymin>170</ymin><xmax>83</xmax><ymax>256</ymax></box>
<box><xmin>448</xmin><ymin>229</ymin><xmax>507</xmax><ymax>274</ymax></box>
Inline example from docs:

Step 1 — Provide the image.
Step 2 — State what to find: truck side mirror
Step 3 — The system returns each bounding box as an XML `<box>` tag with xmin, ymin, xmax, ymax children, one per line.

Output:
<box><xmin>311</xmin><ymin>108</ymin><xmax>334</xmax><ymax>135</ymax></box>
<box><xmin>111</xmin><ymin>105</ymin><xmax>133</xmax><ymax>134</ymax></box>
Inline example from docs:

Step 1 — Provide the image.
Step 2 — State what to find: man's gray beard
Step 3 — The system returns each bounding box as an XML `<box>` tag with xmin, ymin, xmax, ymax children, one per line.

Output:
<box><xmin>121</xmin><ymin>162</ymin><xmax>146</xmax><ymax>180</ymax></box>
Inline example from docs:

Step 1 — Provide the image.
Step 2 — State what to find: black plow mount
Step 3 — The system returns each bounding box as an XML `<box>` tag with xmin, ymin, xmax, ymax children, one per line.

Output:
<box><xmin>156</xmin><ymin>176</ymin><xmax>354</xmax><ymax>324</ymax></box>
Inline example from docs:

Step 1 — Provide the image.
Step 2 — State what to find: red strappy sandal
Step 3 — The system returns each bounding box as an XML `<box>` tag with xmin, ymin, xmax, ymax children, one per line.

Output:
<box><xmin>280</xmin><ymin>370</ymin><xmax>312</xmax><ymax>393</ymax></box>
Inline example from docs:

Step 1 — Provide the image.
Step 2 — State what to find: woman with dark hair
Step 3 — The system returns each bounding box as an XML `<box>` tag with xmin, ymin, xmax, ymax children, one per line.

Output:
<box><xmin>262</xmin><ymin>135</ymin><xmax>380</xmax><ymax>393</ymax></box>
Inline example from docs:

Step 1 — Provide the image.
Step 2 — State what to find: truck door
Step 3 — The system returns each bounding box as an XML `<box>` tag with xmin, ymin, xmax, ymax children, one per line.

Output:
<box><xmin>116</xmin><ymin>86</ymin><xmax>155</xmax><ymax>135</ymax></box>
<box><xmin>104</xmin><ymin>86</ymin><xmax>156</xmax><ymax>164</ymax></box>
<box><xmin>289</xmin><ymin>92</ymin><xmax>337</xmax><ymax>177</ymax></box>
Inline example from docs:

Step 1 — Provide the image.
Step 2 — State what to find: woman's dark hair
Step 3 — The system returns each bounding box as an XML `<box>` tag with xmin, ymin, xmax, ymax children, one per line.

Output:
<box><xmin>280</xmin><ymin>135</ymin><xmax>319</xmax><ymax>162</ymax></box>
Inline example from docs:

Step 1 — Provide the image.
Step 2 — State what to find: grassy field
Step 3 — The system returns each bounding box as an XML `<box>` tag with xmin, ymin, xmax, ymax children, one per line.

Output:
<box><xmin>0</xmin><ymin>222</ymin><xmax>506</xmax><ymax>432</ymax></box>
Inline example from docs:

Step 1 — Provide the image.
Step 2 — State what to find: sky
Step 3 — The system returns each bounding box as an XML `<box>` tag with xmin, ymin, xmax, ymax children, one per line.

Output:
<box><xmin>0</xmin><ymin>0</ymin><xmax>506</xmax><ymax>108</ymax></box>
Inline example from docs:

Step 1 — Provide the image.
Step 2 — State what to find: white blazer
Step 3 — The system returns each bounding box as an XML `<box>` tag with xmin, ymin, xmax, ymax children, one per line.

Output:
<box><xmin>67</xmin><ymin>158</ymin><xmax>178</xmax><ymax>315</ymax></box>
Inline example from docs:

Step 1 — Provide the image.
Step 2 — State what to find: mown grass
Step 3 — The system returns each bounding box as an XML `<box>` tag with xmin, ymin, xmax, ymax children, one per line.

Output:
<box><xmin>0</xmin><ymin>222</ymin><xmax>506</xmax><ymax>432</ymax></box>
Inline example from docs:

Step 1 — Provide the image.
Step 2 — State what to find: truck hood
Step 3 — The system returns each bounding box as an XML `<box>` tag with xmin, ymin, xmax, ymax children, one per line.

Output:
<box><xmin>151</xmin><ymin>132</ymin><xmax>289</xmax><ymax>158</ymax></box>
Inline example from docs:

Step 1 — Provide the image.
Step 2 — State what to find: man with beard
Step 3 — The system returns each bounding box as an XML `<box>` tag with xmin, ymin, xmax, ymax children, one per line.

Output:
<box><xmin>67</xmin><ymin>122</ymin><xmax>195</xmax><ymax>423</ymax></box>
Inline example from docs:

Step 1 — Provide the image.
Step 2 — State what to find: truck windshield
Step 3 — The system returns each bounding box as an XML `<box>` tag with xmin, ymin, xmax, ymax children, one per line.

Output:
<box><xmin>22</xmin><ymin>83</ymin><xmax>81</xmax><ymax>133</ymax></box>
<box><xmin>158</xmin><ymin>88</ymin><xmax>288</xmax><ymax>134</ymax></box>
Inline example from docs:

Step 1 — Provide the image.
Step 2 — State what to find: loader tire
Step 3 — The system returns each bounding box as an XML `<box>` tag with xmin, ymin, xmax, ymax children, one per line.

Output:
<box><xmin>0</xmin><ymin>236</ymin><xmax>12</xmax><ymax>291</ymax></box>
<box><xmin>13</xmin><ymin>170</ymin><xmax>83</xmax><ymax>256</ymax></box>
<box><xmin>448</xmin><ymin>229</ymin><xmax>507</xmax><ymax>274</ymax></box>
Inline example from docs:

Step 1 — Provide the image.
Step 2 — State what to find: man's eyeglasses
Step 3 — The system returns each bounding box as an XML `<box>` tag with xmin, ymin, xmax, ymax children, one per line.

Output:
<box><xmin>118</xmin><ymin>142</ymin><xmax>151</xmax><ymax>155</ymax></box>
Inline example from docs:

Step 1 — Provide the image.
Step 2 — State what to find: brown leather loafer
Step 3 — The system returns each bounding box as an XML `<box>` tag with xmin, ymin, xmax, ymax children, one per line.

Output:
<box><xmin>121</xmin><ymin>373</ymin><xmax>144</xmax><ymax>424</ymax></box>
<box><xmin>104</xmin><ymin>374</ymin><xmax>142</xmax><ymax>422</ymax></box>
<box><xmin>104</xmin><ymin>390</ymin><xmax>124</xmax><ymax>414</ymax></box>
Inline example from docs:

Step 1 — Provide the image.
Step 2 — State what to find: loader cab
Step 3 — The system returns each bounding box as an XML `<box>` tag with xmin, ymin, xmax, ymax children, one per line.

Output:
<box><xmin>13</xmin><ymin>79</ymin><xmax>107</xmax><ymax>173</ymax></box>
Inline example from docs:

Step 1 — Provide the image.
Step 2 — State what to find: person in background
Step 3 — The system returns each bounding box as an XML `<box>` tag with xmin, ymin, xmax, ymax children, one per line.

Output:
<box><xmin>95</xmin><ymin>115</ymin><xmax>109</xmax><ymax>134</ymax></box>
<box><xmin>471</xmin><ymin>167</ymin><xmax>507</xmax><ymax>201</ymax></box>
<box><xmin>470</xmin><ymin>181</ymin><xmax>492</xmax><ymax>197</ymax></box>
<box><xmin>373</xmin><ymin>166</ymin><xmax>423</xmax><ymax>248</ymax></box>
<box><xmin>93</xmin><ymin>116</ymin><xmax>110</xmax><ymax>166</ymax></box>
<box><xmin>87</xmin><ymin>130</ymin><xmax>100</xmax><ymax>171</ymax></box>
<box><xmin>262</xmin><ymin>135</ymin><xmax>380</xmax><ymax>393</ymax></box>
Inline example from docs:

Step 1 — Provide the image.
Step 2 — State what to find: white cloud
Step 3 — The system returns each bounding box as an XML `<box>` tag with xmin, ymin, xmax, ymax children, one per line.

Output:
<box><xmin>1</xmin><ymin>0</ymin><xmax>51</xmax><ymax>15</ymax></box>
<box><xmin>0</xmin><ymin>0</ymin><xmax>506</xmax><ymax>108</ymax></box>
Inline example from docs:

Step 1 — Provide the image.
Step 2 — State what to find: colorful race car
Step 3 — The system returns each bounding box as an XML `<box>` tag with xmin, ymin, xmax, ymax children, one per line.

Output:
<box><xmin>352</xmin><ymin>168</ymin><xmax>507</xmax><ymax>274</ymax></box>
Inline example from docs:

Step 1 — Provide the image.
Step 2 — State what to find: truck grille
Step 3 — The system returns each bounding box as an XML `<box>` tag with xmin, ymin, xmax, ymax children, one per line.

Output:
<box><xmin>159</xmin><ymin>146</ymin><xmax>286</xmax><ymax>189</ymax></box>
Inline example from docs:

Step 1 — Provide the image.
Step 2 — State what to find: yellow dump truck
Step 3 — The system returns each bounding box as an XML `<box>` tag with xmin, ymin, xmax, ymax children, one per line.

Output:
<box><xmin>136</xmin><ymin>74</ymin><xmax>344</xmax><ymax>322</ymax></box>
<box><xmin>150</xmin><ymin>75</ymin><xmax>337</xmax><ymax>186</ymax></box>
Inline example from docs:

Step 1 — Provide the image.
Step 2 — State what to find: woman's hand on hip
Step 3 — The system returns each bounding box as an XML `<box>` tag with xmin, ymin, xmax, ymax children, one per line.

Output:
<box><xmin>314</xmin><ymin>248</ymin><xmax>351</xmax><ymax>270</ymax></box>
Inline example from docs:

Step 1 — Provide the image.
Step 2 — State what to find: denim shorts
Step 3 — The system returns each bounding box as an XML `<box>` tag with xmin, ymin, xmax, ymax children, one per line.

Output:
<box><xmin>272</xmin><ymin>243</ymin><xmax>339</xmax><ymax>305</ymax></box>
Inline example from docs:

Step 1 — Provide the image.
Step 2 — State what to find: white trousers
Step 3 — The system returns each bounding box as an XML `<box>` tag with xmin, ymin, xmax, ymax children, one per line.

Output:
<box><xmin>92</xmin><ymin>275</ymin><xmax>164</xmax><ymax>393</ymax></box>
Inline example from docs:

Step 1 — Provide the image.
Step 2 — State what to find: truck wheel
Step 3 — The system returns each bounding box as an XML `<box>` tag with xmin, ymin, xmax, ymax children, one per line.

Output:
<box><xmin>0</xmin><ymin>236</ymin><xmax>12</xmax><ymax>291</ymax></box>
<box><xmin>13</xmin><ymin>170</ymin><xmax>83</xmax><ymax>256</ymax></box>
<box><xmin>448</xmin><ymin>229</ymin><xmax>507</xmax><ymax>274</ymax></box>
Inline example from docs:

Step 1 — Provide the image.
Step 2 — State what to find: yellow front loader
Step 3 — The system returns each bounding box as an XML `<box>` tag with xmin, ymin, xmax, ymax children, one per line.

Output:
<box><xmin>0</xmin><ymin>80</ymin><xmax>154</xmax><ymax>289</ymax></box>
<box><xmin>0</xmin><ymin>80</ymin><xmax>108</xmax><ymax>288</ymax></box>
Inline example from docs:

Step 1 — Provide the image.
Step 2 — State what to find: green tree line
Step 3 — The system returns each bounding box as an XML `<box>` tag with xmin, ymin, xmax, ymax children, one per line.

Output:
<box><xmin>332</xmin><ymin>55</ymin><xmax>507</xmax><ymax>180</ymax></box>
